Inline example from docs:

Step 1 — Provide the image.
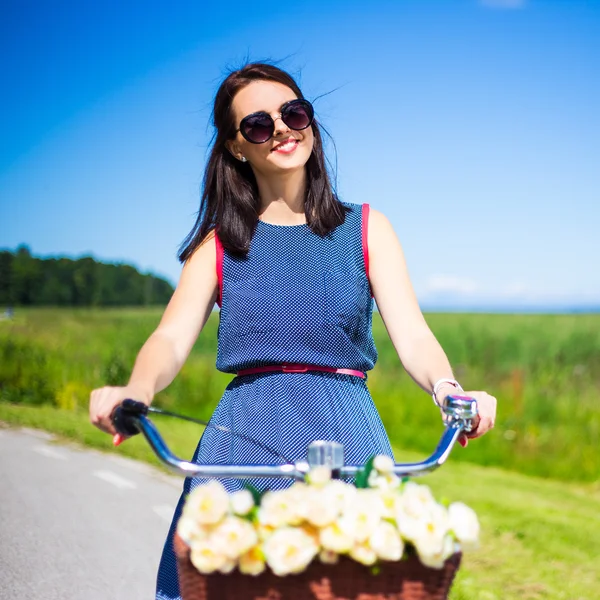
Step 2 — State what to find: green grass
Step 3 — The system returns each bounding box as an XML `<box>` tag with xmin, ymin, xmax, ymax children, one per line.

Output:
<box><xmin>2</xmin><ymin>402</ymin><xmax>599</xmax><ymax>600</ymax></box>
<box><xmin>1</xmin><ymin>308</ymin><xmax>599</xmax><ymax>481</ymax></box>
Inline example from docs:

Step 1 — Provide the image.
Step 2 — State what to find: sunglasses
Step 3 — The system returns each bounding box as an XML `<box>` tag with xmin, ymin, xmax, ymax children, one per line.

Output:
<box><xmin>236</xmin><ymin>99</ymin><xmax>314</xmax><ymax>144</ymax></box>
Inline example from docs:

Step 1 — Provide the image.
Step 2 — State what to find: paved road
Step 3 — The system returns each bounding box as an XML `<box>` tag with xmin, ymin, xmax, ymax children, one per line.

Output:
<box><xmin>0</xmin><ymin>425</ymin><xmax>183</xmax><ymax>600</ymax></box>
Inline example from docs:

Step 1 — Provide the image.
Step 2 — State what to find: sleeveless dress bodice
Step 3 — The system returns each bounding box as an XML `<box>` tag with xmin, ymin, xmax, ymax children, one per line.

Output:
<box><xmin>156</xmin><ymin>203</ymin><xmax>393</xmax><ymax>600</ymax></box>
<box><xmin>216</xmin><ymin>203</ymin><xmax>377</xmax><ymax>373</ymax></box>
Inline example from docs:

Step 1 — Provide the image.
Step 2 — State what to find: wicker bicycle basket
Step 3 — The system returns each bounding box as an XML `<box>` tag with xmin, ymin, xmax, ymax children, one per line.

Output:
<box><xmin>174</xmin><ymin>533</ymin><xmax>461</xmax><ymax>600</ymax></box>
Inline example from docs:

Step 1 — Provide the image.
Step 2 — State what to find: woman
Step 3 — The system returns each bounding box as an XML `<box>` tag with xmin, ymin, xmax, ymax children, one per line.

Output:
<box><xmin>89</xmin><ymin>63</ymin><xmax>496</xmax><ymax>600</ymax></box>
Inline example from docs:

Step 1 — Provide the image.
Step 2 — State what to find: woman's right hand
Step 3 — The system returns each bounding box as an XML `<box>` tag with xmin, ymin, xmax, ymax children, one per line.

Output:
<box><xmin>89</xmin><ymin>385</ymin><xmax>152</xmax><ymax>443</ymax></box>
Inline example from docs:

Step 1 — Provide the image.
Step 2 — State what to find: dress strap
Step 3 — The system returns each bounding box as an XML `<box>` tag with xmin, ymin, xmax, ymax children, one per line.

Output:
<box><xmin>215</xmin><ymin>232</ymin><xmax>224</xmax><ymax>307</ymax></box>
<box><xmin>361</xmin><ymin>203</ymin><xmax>373</xmax><ymax>297</ymax></box>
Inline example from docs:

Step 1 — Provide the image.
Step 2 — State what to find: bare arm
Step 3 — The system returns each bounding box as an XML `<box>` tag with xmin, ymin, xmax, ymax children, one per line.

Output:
<box><xmin>90</xmin><ymin>233</ymin><xmax>218</xmax><ymax>435</ymax></box>
<box><xmin>368</xmin><ymin>208</ymin><xmax>497</xmax><ymax>444</ymax></box>
<box><xmin>368</xmin><ymin>209</ymin><xmax>456</xmax><ymax>399</ymax></box>
<box><xmin>127</xmin><ymin>233</ymin><xmax>218</xmax><ymax>400</ymax></box>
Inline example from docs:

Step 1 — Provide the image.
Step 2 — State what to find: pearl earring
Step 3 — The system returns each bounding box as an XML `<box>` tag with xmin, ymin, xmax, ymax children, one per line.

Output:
<box><xmin>240</xmin><ymin>156</ymin><xmax>247</xmax><ymax>163</ymax></box>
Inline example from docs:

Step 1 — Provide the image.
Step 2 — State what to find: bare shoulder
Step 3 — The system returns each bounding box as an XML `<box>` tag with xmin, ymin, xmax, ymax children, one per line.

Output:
<box><xmin>367</xmin><ymin>208</ymin><xmax>403</xmax><ymax>254</ymax></box>
<box><xmin>181</xmin><ymin>230</ymin><xmax>217</xmax><ymax>275</ymax></box>
<box><xmin>169</xmin><ymin>230</ymin><xmax>218</xmax><ymax>310</ymax></box>
<box><xmin>156</xmin><ymin>230</ymin><xmax>218</xmax><ymax>340</ymax></box>
<box><xmin>368</xmin><ymin>207</ymin><xmax>391</xmax><ymax>227</ymax></box>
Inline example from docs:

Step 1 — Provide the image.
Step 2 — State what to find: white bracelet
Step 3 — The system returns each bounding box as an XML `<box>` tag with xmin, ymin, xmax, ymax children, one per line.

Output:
<box><xmin>432</xmin><ymin>378</ymin><xmax>464</xmax><ymax>406</ymax></box>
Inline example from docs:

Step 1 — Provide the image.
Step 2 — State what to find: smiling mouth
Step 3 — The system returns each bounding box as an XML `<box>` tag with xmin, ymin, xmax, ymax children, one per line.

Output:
<box><xmin>271</xmin><ymin>139</ymin><xmax>299</xmax><ymax>154</ymax></box>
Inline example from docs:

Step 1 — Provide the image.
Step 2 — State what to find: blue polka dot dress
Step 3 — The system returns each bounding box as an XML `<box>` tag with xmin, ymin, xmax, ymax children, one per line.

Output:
<box><xmin>155</xmin><ymin>202</ymin><xmax>393</xmax><ymax>599</ymax></box>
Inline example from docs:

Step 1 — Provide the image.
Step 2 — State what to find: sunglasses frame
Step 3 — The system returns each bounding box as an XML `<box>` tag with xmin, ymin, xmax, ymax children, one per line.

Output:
<box><xmin>235</xmin><ymin>99</ymin><xmax>314</xmax><ymax>144</ymax></box>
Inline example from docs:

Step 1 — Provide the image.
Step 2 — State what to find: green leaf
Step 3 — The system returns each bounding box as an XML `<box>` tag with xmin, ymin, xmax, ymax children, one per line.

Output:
<box><xmin>243</xmin><ymin>483</ymin><xmax>265</xmax><ymax>505</ymax></box>
<box><xmin>355</xmin><ymin>455</ymin><xmax>376</xmax><ymax>489</ymax></box>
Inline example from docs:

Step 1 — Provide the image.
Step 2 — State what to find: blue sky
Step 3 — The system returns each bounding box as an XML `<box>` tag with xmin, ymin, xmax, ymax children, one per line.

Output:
<box><xmin>1</xmin><ymin>0</ymin><xmax>598</xmax><ymax>310</ymax></box>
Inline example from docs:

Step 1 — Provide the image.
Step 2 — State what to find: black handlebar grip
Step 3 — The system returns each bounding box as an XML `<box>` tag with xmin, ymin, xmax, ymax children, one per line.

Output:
<box><xmin>111</xmin><ymin>399</ymin><xmax>148</xmax><ymax>437</ymax></box>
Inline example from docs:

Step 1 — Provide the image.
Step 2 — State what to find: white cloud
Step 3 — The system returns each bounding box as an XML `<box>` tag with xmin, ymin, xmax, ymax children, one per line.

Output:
<box><xmin>417</xmin><ymin>275</ymin><xmax>600</xmax><ymax>309</ymax></box>
<box><xmin>424</xmin><ymin>275</ymin><xmax>480</xmax><ymax>295</ymax></box>
<box><xmin>479</xmin><ymin>0</ymin><xmax>526</xmax><ymax>8</ymax></box>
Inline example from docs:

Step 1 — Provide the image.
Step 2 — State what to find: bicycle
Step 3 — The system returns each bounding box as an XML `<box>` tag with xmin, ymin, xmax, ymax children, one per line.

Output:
<box><xmin>112</xmin><ymin>394</ymin><xmax>478</xmax><ymax>600</ymax></box>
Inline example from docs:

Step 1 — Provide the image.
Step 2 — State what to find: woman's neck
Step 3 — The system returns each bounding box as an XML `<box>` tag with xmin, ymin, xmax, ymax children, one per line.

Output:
<box><xmin>254</xmin><ymin>169</ymin><xmax>307</xmax><ymax>225</ymax></box>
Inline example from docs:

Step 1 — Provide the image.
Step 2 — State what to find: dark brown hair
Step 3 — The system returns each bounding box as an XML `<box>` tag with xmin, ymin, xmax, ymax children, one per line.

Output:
<box><xmin>178</xmin><ymin>63</ymin><xmax>346</xmax><ymax>261</ymax></box>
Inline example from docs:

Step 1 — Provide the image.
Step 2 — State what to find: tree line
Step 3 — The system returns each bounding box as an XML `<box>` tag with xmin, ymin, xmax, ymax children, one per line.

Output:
<box><xmin>0</xmin><ymin>246</ymin><xmax>174</xmax><ymax>306</ymax></box>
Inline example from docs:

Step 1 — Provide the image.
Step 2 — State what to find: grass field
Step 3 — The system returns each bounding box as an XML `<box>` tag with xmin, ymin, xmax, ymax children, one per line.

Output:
<box><xmin>1</xmin><ymin>308</ymin><xmax>598</xmax><ymax>481</ymax></box>
<box><xmin>1</xmin><ymin>402</ymin><xmax>599</xmax><ymax>600</ymax></box>
<box><xmin>2</xmin><ymin>307</ymin><xmax>599</xmax><ymax>599</ymax></box>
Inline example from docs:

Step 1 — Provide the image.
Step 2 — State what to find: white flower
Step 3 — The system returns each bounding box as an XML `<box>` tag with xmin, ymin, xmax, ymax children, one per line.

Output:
<box><xmin>259</xmin><ymin>488</ymin><xmax>302</xmax><ymax>527</ymax></box>
<box><xmin>448</xmin><ymin>502</ymin><xmax>480</xmax><ymax>551</ymax></box>
<box><xmin>286</xmin><ymin>483</ymin><xmax>313</xmax><ymax>522</ymax></box>
<box><xmin>379</xmin><ymin>489</ymin><xmax>402</xmax><ymax>519</ymax></box>
<box><xmin>415</xmin><ymin>534</ymin><xmax>455</xmax><ymax>569</ymax></box>
<box><xmin>319</xmin><ymin>549</ymin><xmax>339</xmax><ymax>564</ymax></box>
<box><xmin>263</xmin><ymin>527</ymin><xmax>319</xmax><ymax>576</ymax></box>
<box><xmin>400</xmin><ymin>501</ymin><xmax>450</xmax><ymax>543</ymax></box>
<box><xmin>369</xmin><ymin>521</ymin><xmax>404</xmax><ymax>561</ymax></box>
<box><xmin>304</xmin><ymin>487</ymin><xmax>338</xmax><ymax>527</ymax></box>
<box><xmin>239</xmin><ymin>546</ymin><xmax>266</xmax><ymax>576</ymax></box>
<box><xmin>218</xmin><ymin>559</ymin><xmax>236</xmax><ymax>574</ymax></box>
<box><xmin>373</xmin><ymin>455</ymin><xmax>395</xmax><ymax>474</ymax></box>
<box><xmin>349</xmin><ymin>541</ymin><xmax>377</xmax><ymax>566</ymax></box>
<box><xmin>409</xmin><ymin>504</ymin><xmax>454</xmax><ymax>568</ymax></box>
<box><xmin>189</xmin><ymin>538</ymin><xmax>230</xmax><ymax>574</ymax></box>
<box><xmin>210</xmin><ymin>516</ymin><xmax>258</xmax><ymax>559</ymax></box>
<box><xmin>176</xmin><ymin>514</ymin><xmax>208</xmax><ymax>545</ymax></box>
<box><xmin>396</xmin><ymin>483</ymin><xmax>440</xmax><ymax>539</ymax></box>
<box><xmin>306</xmin><ymin>466</ymin><xmax>332</xmax><ymax>486</ymax></box>
<box><xmin>345</xmin><ymin>489</ymin><xmax>383</xmax><ymax>543</ymax></box>
<box><xmin>399</xmin><ymin>482</ymin><xmax>436</xmax><ymax>520</ymax></box>
<box><xmin>322</xmin><ymin>480</ymin><xmax>357</xmax><ymax>514</ymax></box>
<box><xmin>257</xmin><ymin>522</ymin><xmax>276</xmax><ymax>541</ymax></box>
<box><xmin>368</xmin><ymin>471</ymin><xmax>400</xmax><ymax>491</ymax></box>
<box><xmin>184</xmin><ymin>481</ymin><xmax>229</xmax><ymax>525</ymax></box>
<box><xmin>319</xmin><ymin>517</ymin><xmax>356</xmax><ymax>553</ymax></box>
<box><xmin>230</xmin><ymin>489</ymin><xmax>254</xmax><ymax>516</ymax></box>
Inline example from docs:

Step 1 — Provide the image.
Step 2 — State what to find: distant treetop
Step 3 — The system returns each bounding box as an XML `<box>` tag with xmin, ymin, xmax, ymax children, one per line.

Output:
<box><xmin>0</xmin><ymin>245</ymin><xmax>174</xmax><ymax>306</ymax></box>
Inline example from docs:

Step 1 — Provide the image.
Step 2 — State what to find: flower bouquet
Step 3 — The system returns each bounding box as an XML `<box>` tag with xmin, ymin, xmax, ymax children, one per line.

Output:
<box><xmin>174</xmin><ymin>456</ymin><xmax>479</xmax><ymax>600</ymax></box>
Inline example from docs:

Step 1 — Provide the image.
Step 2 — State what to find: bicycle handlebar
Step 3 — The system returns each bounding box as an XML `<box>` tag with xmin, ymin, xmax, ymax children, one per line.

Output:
<box><xmin>112</xmin><ymin>395</ymin><xmax>478</xmax><ymax>480</ymax></box>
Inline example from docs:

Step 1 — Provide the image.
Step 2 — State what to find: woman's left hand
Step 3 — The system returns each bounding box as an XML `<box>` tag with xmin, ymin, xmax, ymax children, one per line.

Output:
<box><xmin>457</xmin><ymin>391</ymin><xmax>497</xmax><ymax>448</ymax></box>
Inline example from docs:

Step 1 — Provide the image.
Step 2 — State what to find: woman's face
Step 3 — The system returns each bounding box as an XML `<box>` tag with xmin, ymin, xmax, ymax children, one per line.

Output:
<box><xmin>226</xmin><ymin>80</ymin><xmax>314</xmax><ymax>176</ymax></box>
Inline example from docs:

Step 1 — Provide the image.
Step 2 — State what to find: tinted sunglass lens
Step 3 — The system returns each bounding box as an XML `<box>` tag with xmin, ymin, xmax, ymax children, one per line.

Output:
<box><xmin>242</xmin><ymin>114</ymin><xmax>274</xmax><ymax>143</ymax></box>
<box><xmin>282</xmin><ymin>101</ymin><xmax>313</xmax><ymax>130</ymax></box>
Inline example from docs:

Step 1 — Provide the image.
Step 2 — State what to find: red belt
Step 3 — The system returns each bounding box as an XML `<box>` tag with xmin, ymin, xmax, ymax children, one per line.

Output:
<box><xmin>236</xmin><ymin>363</ymin><xmax>366</xmax><ymax>379</ymax></box>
